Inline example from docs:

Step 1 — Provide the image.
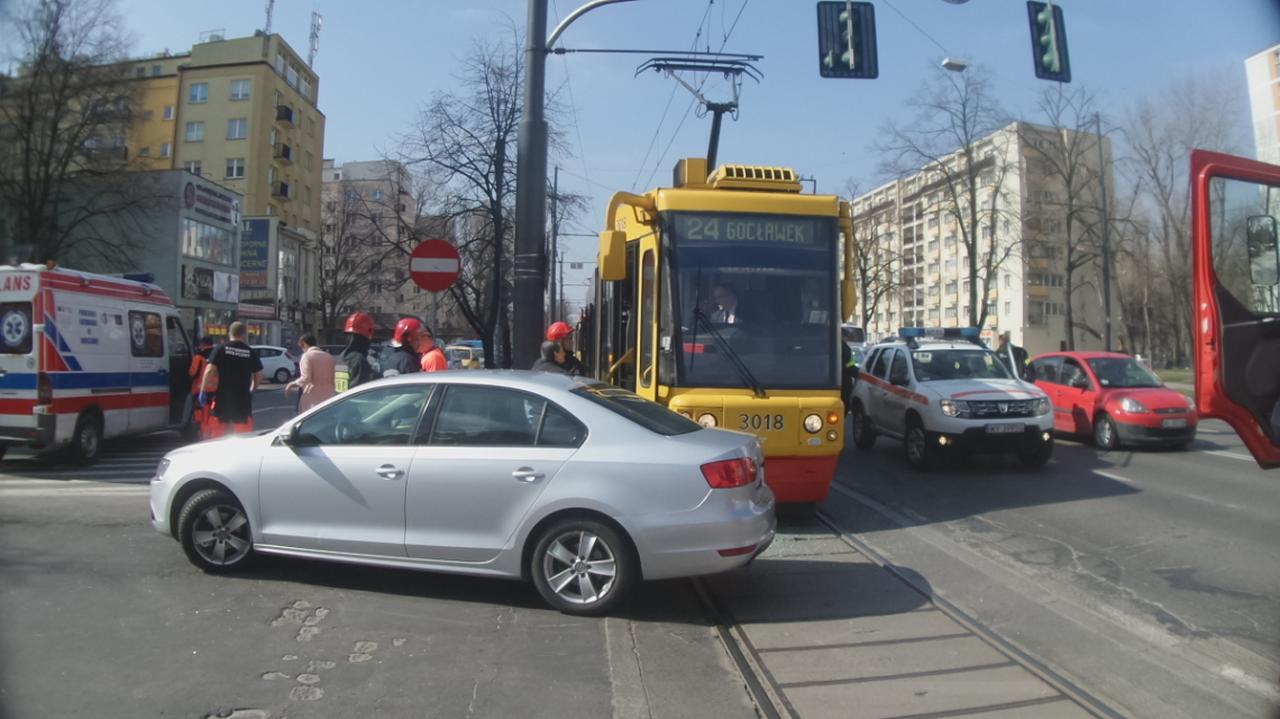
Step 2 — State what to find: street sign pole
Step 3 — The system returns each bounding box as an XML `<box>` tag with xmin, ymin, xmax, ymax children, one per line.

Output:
<box><xmin>513</xmin><ymin>0</ymin><xmax>550</xmax><ymax>369</ymax></box>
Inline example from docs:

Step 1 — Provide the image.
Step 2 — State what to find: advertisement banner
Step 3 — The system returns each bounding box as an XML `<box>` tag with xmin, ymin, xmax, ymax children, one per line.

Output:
<box><xmin>213</xmin><ymin>271</ymin><xmax>240</xmax><ymax>303</ymax></box>
<box><xmin>181</xmin><ymin>265</ymin><xmax>214</xmax><ymax>301</ymax></box>
<box><xmin>240</xmin><ymin>219</ymin><xmax>271</xmax><ymax>290</ymax></box>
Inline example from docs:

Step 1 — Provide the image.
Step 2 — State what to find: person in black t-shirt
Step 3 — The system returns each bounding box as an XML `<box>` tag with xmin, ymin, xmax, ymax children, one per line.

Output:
<box><xmin>199</xmin><ymin>321</ymin><xmax>263</xmax><ymax>436</ymax></box>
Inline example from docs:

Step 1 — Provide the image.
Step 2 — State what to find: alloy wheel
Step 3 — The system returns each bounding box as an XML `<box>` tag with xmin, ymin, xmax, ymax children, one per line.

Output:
<box><xmin>541</xmin><ymin>530</ymin><xmax>617</xmax><ymax>606</ymax></box>
<box><xmin>191</xmin><ymin>504</ymin><xmax>252</xmax><ymax>566</ymax></box>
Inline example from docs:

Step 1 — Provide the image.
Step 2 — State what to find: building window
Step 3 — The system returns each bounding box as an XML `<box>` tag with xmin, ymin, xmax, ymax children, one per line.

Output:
<box><xmin>226</xmin><ymin>158</ymin><xmax>245</xmax><ymax>179</ymax></box>
<box><xmin>229</xmin><ymin>79</ymin><xmax>251</xmax><ymax>100</ymax></box>
<box><xmin>286</xmin><ymin>65</ymin><xmax>299</xmax><ymax>89</ymax></box>
<box><xmin>372</xmin><ymin>190</ymin><xmax>385</xmax><ymax>202</ymax></box>
<box><xmin>135</xmin><ymin>67</ymin><xmax>145</xmax><ymax>77</ymax></box>
<box><xmin>138</xmin><ymin>146</ymin><xmax>150</xmax><ymax>157</ymax></box>
<box><xmin>184</xmin><ymin>161</ymin><xmax>201</xmax><ymax>175</ymax></box>
<box><xmin>300</xmin><ymin>78</ymin><xmax>312</xmax><ymax>99</ymax></box>
<box><xmin>184</xmin><ymin>121</ymin><xmax>204</xmax><ymax>142</ymax></box>
<box><xmin>227</xmin><ymin>118</ymin><xmax>247</xmax><ymax>140</ymax></box>
<box><xmin>151</xmin><ymin>64</ymin><xmax>161</xmax><ymax>76</ymax></box>
<box><xmin>189</xmin><ymin>82</ymin><xmax>208</xmax><ymax>104</ymax></box>
<box><xmin>1004</xmin><ymin>274</ymin><xmax>1011</xmax><ymax>288</ymax></box>
<box><xmin>160</xmin><ymin>143</ymin><xmax>171</xmax><ymax>157</ymax></box>
<box><xmin>163</xmin><ymin>105</ymin><xmax>174</xmax><ymax>121</ymax></box>
<box><xmin>141</xmin><ymin>109</ymin><xmax>153</xmax><ymax>120</ymax></box>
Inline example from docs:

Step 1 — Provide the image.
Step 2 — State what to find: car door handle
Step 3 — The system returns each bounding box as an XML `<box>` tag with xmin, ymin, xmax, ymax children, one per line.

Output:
<box><xmin>376</xmin><ymin>464</ymin><xmax>404</xmax><ymax>480</ymax></box>
<box><xmin>512</xmin><ymin>467</ymin><xmax>545</xmax><ymax>483</ymax></box>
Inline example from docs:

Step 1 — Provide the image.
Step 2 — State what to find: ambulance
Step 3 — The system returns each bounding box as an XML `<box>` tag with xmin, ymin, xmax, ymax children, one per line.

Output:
<box><xmin>0</xmin><ymin>264</ymin><xmax>196</xmax><ymax>463</ymax></box>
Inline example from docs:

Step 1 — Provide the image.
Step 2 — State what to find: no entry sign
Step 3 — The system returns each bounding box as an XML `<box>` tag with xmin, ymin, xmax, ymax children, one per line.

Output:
<box><xmin>409</xmin><ymin>239</ymin><xmax>460</xmax><ymax>292</ymax></box>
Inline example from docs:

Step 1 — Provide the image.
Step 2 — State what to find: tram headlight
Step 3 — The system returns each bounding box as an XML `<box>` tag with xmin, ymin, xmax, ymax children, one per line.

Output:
<box><xmin>803</xmin><ymin>414</ymin><xmax>823</xmax><ymax>433</ymax></box>
<box><xmin>697</xmin><ymin>413</ymin><xmax>718</xmax><ymax>428</ymax></box>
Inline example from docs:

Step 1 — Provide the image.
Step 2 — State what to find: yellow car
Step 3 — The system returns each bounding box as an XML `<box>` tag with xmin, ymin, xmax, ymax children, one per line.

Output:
<box><xmin>445</xmin><ymin>344</ymin><xmax>483</xmax><ymax>370</ymax></box>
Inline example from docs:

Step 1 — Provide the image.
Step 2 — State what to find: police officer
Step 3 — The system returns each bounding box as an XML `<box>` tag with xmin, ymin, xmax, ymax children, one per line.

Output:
<box><xmin>996</xmin><ymin>331</ymin><xmax>1035</xmax><ymax>381</ymax></box>
<box><xmin>381</xmin><ymin>317</ymin><xmax>423</xmax><ymax>377</ymax></box>
<box><xmin>337</xmin><ymin>311</ymin><xmax>377</xmax><ymax>391</ymax></box>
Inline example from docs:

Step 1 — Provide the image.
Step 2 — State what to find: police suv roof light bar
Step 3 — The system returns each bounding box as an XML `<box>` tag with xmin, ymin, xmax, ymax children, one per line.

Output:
<box><xmin>898</xmin><ymin>327</ymin><xmax>982</xmax><ymax>350</ymax></box>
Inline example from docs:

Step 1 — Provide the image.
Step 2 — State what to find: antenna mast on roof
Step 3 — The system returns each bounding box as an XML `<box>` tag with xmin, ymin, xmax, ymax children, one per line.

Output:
<box><xmin>264</xmin><ymin>0</ymin><xmax>275</xmax><ymax>35</ymax></box>
<box><xmin>308</xmin><ymin>12</ymin><xmax>322</xmax><ymax>67</ymax></box>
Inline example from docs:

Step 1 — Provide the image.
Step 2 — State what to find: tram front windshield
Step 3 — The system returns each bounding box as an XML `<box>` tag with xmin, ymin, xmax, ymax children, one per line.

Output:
<box><xmin>661</xmin><ymin>211</ymin><xmax>839</xmax><ymax>390</ymax></box>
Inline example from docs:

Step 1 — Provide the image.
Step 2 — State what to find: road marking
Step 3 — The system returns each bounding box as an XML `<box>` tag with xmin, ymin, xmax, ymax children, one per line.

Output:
<box><xmin>1203</xmin><ymin>449</ymin><xmax>1255</xmax><ymax>463</ymax></box>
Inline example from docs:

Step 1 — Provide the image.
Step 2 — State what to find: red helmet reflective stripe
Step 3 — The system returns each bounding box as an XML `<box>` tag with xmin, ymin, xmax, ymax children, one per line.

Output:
<box><xmin>344</xmin><ymin>311</ymin><xmax>375</xmax><ymax>339</ymax></box>
<box><xmin>546</xmin><ymin>321</ymin><xmax>574</xmax><ymax>341</ymax></box>
<box><xmin>394</xmin><ymin>317</ymin><xmax>423</xmax><ymax>344</ymax></box>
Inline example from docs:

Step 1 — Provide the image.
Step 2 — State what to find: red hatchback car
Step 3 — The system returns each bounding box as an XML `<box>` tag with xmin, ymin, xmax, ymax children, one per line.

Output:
<box><xmin>1030</xmin><ymin>352</ymin><xmax>1198</xmax><ymax>450</ymax></box>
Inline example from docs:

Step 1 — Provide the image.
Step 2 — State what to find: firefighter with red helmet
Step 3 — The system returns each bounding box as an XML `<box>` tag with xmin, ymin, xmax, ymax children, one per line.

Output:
<box><xmin>381</xmin><ymin>317</ymin><xmax>424</xmax><ymax>377</ymax></box>
<box><xmin>336</xmin><ymin>311</ymin><xmax>376</xmax><ymax>392</ymax></box>
<box><xmin>546</xmin><ymin>321</ymin><xmax>584</xmax><ymax>376</ymax></box>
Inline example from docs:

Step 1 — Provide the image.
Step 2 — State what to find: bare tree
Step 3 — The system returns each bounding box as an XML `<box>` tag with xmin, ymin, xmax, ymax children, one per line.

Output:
<box><xmin>875</xmin><ymin>67</ymin><xmax>1020</xmax><ymax>330</ymax></box>
<box><xmin>1018</xmin><ymin>85</ymin><xmax>1111</xmax><ymax>349</ymax></box>
<box><xmin>1121</xmin><ymin>70</ymin><xmax>1245</xmax><ymax>365</ymax></box>
<box><xmin>0</xmin><ymin>0</ymin><xmax>150</xmax><ymax>265</ymax></box>
<box><xmin>844</xmin><ymin>180</ymin><xmax>899</xmax><ymax>328</ymax></box>
<box><xmin>317</xmin><ymin>180</ymin><xmax>385</xmax><ymax>342</ymax></box>
<box><xmin>397</xmin><ymin>32</ymin><xmax>571</xmax><ymax>368</ymax></box>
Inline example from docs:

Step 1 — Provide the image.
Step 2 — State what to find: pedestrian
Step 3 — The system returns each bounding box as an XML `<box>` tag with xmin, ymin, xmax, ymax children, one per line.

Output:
<box><xmin>381</xmin><ymin>317</ymin><xmax>424</xmax><ymax>377</ymax></box>
<box><xmin>286</xmin><ymin>333</ymin><xmax>336</xmax><ymax>413</ymax></box>
<box><xmin>996</xmin><ymin>331</ymin><xmax>1035</xmax><ymax>382</ymax></box>
<box><xmin>199</xmin><ymin>322</ymin><xmax>263</xmax><ymax>437</ymax></box>
<box><xmin>531</xmin><ymin>340</ymin><xmax>569</xmax><ymax>374</ymax></box>
<box><xmin>189</xmin><ymin>336</ymin><xmax>216</xmax><ymax>438</ymax></box>
<box><xmin>545</xmin><ymin>321</ymin><xmax>584</xmax><ymax>376</ymax></box>
<box><xmin>417</xmin><ymin>324</ymin><xmax>448</xmax><ymax>372</ymax></box>
<box><xmin>337</xmin><ymin>311</ymin><xmax>377</xmax><ymax>391</ymax></box>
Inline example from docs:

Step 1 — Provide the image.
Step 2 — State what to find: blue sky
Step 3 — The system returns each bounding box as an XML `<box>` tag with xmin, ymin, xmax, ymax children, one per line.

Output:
<box><xmin>12</xmin><ymin>0</ymin><xmax>1280</xmax><ymax>299</ymax></box>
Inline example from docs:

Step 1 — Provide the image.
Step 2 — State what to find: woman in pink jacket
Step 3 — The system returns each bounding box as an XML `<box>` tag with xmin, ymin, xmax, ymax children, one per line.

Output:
<box><xmin>286</xmin><ymin>333</ymin><xmax>336</xmax><ymax>412</ymax></box>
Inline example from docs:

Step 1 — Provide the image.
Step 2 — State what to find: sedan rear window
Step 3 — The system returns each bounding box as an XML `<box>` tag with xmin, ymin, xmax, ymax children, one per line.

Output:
<box><xmin>572</xmin><ymin>382</ymin><xmax>699</xmax><ymax>436</ymax></box>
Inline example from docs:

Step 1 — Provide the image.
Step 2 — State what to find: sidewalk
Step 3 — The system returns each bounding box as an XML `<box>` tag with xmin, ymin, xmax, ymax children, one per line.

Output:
<box><xmin>704</xmin><ymin>526</ymin><xmax>1096</xmax><ymax>718</ymax></box>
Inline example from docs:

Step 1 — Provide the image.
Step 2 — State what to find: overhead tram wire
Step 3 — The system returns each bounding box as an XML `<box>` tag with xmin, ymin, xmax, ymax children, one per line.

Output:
<box><xmin>880</xmin><ymin>0</ymin><xmax>950</xmax><ymax>56</ymax></box>
<box><xmin>631</xmin><ymin>0</ymin><xmax>717</xmax><ymax>191</ymax></box>
<box><xmin>550</xmin><ymin>0</ymin><xmax>596</xmax><ymax>201</ymax></box>
<box><xmin>641</xmin><ymin>0</ymin><xmax>750</xmax><ymax>189</ymax></box>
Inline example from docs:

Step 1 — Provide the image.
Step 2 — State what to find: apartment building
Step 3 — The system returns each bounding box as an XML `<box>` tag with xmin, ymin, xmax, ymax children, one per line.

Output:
<box><xmin>320</xmin><ymin>160</ymin><xmax>465</xmax><ymax>338</ymax></box>
<box><xmin>1246</xmin><ymin>43</ymin><xmax>1280</xmax><ymax>165</ymax></box>
<box><xmin>851</xmin><ymin>122</ymin><xmax>1118</xmax><ymax>356</ymax></box>
<box><xmin>126</xmin><ymin>32</ymin><xmax>325</xmax><ymax>238</ymax></box>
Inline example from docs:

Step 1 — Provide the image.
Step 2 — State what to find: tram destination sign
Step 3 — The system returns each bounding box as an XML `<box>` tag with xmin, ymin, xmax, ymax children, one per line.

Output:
<box><xmin>670</xmin><ymin>213</ymin><xmax>824</xmax><ymax>246</ymax></box>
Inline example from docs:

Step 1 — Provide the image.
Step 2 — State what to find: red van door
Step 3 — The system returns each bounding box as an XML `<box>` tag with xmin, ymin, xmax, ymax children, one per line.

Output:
<box><xmin>1190</xmin><ymin>149</ymin><xmax>1280</xmax><ymax>468</ymax></box>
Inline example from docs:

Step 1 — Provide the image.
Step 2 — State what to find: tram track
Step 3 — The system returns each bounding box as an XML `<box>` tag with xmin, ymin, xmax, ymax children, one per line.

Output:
<box><xmin>691</xmin><ymin>498</ymin><xmax>1125</xmax><ymax>719</ymax></box>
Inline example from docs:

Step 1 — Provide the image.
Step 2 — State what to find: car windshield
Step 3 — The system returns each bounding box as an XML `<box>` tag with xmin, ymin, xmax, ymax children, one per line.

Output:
<box><xmin>910</xmin><ymin>349</ymin><xmax>1012</xmax><ymax>381</ymax></box>
<box><xmin>1087</xmin><ymin>358</ymin><xmax>1163</xmax><ymax>388</ymax></box>
<box><xmin>572</xmin><ymin>382</ymin><xmax>699</xmax><ymax>436</ymax></box>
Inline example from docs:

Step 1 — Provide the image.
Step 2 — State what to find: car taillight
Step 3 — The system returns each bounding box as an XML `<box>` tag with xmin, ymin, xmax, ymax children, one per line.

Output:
<box><xmin>36</xmin><ymin>371</ymin><xmax>52</xmax><ymax>406</ymax></box>
<box><xmin>701</xmin><ymin>457</ymin><xmax>757</xmax><ymax>489</ymax></box>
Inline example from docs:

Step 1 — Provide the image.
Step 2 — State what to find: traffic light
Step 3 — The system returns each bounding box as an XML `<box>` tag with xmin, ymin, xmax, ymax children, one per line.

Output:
<box><xmin>817</xmin><ymin>1</ymin><xmax>878</xmax><ymax>79</ymax></box>
<box><xmin>1027</xmin><ymin>1</ymin><xmax>1071</xmax><ymax>82</ymax></box>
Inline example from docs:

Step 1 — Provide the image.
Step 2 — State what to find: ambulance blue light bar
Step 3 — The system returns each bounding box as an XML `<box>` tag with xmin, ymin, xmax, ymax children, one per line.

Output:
<box><xmin>899</xmin><ymin>327</ymin><xmax>980</xmax><ymax>340</ymax></box>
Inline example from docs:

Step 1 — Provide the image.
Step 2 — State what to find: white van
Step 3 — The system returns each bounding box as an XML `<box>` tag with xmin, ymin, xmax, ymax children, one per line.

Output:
<box><xmin>0</xmin><ymin>264</ymin><xmax>195</xmax><ymax>463</ymax></box>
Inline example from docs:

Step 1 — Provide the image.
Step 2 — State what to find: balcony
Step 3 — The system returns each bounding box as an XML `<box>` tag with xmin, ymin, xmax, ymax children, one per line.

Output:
<box><xmin>272</xmin><ymin>181</ymin><xmax>291</xmax><ymax>199</ymax></box>
<box><xmin>1027</xmin><ymin>284</ymin><xmax>1050</xmax><ymax>297</ymax></box>
<box><xmin>1027</xmin><ymin>314</ymin><xmax>1047</xmax><ymax>326</ymax></box>
<box><xmin>275</xmin><ymin>104</ymin><xmax>295</xmax><ymax>126</ymax></box>
<box><xmin>274</xmin><ymin>143</ymin><xmax>293</xmax><ymax>163</ymax></box>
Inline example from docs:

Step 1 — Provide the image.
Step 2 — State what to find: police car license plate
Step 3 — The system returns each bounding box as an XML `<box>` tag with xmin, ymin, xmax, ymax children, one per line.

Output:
<box><xmin>985</xmin><ymin>423</ymin><xmax>1023</xmax><ymax>434</ymax></box>
<box><xmin>1161</xmin><ymin>418</ymin><xmax>1187</xmax><ymax>429</ymax></box>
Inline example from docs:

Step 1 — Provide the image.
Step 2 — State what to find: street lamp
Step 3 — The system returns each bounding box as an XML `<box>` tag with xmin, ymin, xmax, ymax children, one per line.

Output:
<box><xmin>941</xmin><ymin>57</ymin><xmax>968</xmax><ymax>72</ymax></box>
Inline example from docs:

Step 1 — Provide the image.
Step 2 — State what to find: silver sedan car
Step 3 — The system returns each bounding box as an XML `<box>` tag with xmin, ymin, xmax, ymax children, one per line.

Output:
<box><xmin>150</xmin><ymin>371</ymin><xmax>775</xmax><ymax>615</ymax></box>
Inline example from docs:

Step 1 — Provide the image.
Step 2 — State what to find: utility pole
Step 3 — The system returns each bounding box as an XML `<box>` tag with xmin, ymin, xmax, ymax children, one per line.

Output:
<box><xmin>558</xmin><ymin>250</ymin><xmax>566</xmax><ymax>320</ymax></box>
<box><xmin>548</xmin><ymin>166</ymin><xmax>559</xmax><ymax>321</ymax></box>
<box><xmin>1095</xmin><ymin>112</ymin><xmax>1111</xmax><ymax>352</ymax></box>
<box><xmin>513</xmin><ymin>0</ymin><xmax>550</xmax><ymax>368</ymax></box>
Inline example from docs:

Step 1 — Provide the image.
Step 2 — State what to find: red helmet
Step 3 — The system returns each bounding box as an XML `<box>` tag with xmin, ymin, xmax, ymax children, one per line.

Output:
<box><xmin>393</xmin><ymin>317</ymin><xmax>423</xmax><ymax>344</ymax></box>
<box><xmin>546</xmin><ymin>321</ymin><xmax>574</xmax><ymax>342</ymax></box>
<box><xmin>344</xmin><ymin>311</ymin><xmax>375</xmax><ymax>339</ymax></box>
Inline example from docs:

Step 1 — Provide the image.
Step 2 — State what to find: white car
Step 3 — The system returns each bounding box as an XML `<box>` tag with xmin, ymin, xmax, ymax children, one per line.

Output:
<box><xmin>848</xmin><ymin>329</ymin><xmax>1055</xmax><ymax>469</ymax></box>
<box><xmin>251</xmin><ymin>345</ymin><xmax>299</xmax><ymax>384</ymax></box>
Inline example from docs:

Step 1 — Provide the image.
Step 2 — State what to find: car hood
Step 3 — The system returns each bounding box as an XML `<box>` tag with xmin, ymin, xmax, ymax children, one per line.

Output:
<box><xmin>1104</xmin><ymin>386</ymin><xmax>1194</xmax><ymax>412</ymax></box>
<box><xmin>919</xmin><ymin>378</ymin><xmax>1046</xmax><ymax>402</ymax></box>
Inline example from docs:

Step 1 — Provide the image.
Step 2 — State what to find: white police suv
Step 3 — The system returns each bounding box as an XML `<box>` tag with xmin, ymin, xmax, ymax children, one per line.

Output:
<box><xmin>848</xmin><ymin>328</ymin><xmax>1055</xmax><ymax>470</ymax></box>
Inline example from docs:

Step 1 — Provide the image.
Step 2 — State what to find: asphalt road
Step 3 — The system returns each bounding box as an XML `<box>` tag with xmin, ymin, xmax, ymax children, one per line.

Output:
<box><xmin>823</xmin><ymin>418</ymin><xmax>1280</xmax><ymax>719</ymax></box>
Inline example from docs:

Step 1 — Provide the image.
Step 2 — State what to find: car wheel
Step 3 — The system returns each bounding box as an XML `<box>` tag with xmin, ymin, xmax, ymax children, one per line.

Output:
<box><xmin>530</xmin><ymin>519</ymin><xmax>635</xmax><ymax>616</ymax></box>
<box><xmin>1093</xmin><ymin>414</ymin><xmax>1119</xmax><ymax>451</ymax></box>
<box><xmin>850</xmin><ymin>402</ymin><xmax>876</xmax><ymax>451</ymax></box>
<box><xmin>70</xmin><ymin>413</ymin><xmax>102</xmax><ymax>465</ymax></box>
<box><xmin>1018</xmin><ymin>435</ymin><xmax>1054</xmax><ymax>468</ymax></box>
<box><xmin>904</xmin><ymin>419</ymin><xmax>935</xmax><ymax>470</ymax></box>
<box><xmin>0</xmin><ymin>445</ymin><xmax>7</xmax><ymax>462</ymax></box>
<box><xmin>178</xmin><ymin>488</ymin><xmax>255</xmax><ymax>573</ymax></box>
<box><xmin>274</xmin><ymin>368</ymin><xmax>291</xmax><ymax>384</ymax></box>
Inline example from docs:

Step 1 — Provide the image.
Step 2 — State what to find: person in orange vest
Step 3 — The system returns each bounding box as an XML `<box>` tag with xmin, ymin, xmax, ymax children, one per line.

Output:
<box><xmin>417</xmin><ymin>324</ymin><xmax>448</xmax><ymax>372</ymax></box>
<box><xmin>188</xmin><ymin>336</ymin><xmax>217</xmax><ymax>439</ymax></box>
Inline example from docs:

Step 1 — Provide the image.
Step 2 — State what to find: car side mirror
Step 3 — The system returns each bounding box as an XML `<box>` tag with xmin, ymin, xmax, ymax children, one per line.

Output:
<box><xmin>282</xmin><ymin>422</ymin><xmax>312</xmax><ymax>447</ymax></box>
<box><xmin>1247</xmin><ymin>215</ymin><xmax>1280</xmax><ymax>286</ymax></box>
